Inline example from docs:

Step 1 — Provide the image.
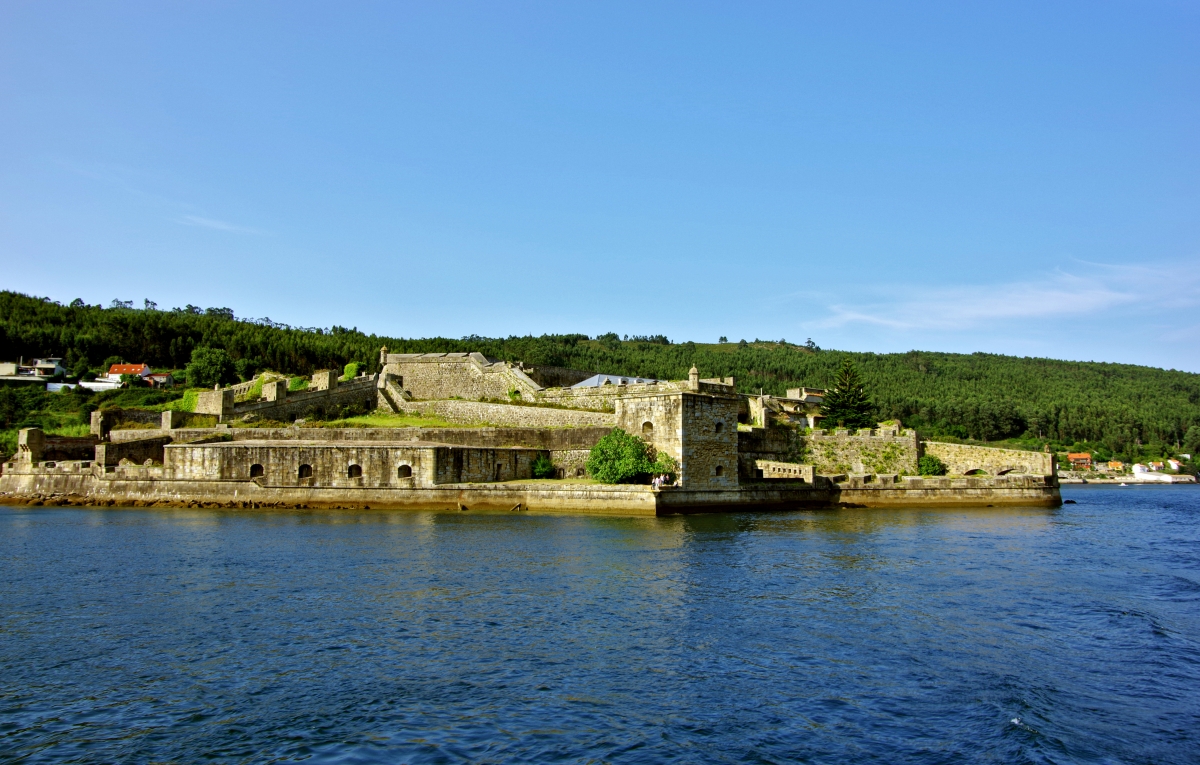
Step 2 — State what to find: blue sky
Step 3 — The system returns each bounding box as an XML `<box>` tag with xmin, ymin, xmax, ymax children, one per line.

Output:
<box><xmin>2</xmin><ymin>1</ymin><xmax>1198</xmax><ymax>370</ymax></box>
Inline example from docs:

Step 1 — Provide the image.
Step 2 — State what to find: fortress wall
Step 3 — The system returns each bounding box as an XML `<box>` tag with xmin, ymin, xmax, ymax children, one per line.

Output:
<box><xmin>737</xmin><ymin>427</ymin><xmax>806</xmax><ymax>479</ymax></box>
<box><xmin>680</xmin><ymin>394</ymin><xmax>741</xmax><ymax>490</ymax></box>
<box><xmin>164</xmin><ymin>441</ymin><xmax>544</xmax><ymax>488</ymax></box>
<box><xmin>232</xmin><ymin>378</ymin><xmax>378</xmax><ymax>422</ymax></box>
<box><xmin>923</xmin><ymin>441</ymin><xmax>1054</xmax><ymax>476</ymax></box>
<box><xmin>616</xmin><ymin>394</ymin><xmax>684</xmax><ymax>463</ymax></box>
<box><xmin>549</xmin><ymin>449</ymin><xmax>592</xmax><ymax>479</ymax></box>
<box><xmin>804</xmin><ymin>428</ymin><xmax>920</xmax><ymax>475</ymax></box>
<box><xmin>431</xmin><ymin>446</ymin><xmax>542</xmax><ymax>485</ymax></box>
<box><xmin>615</xmin><ymin>391</ymin><xmax>739</xmax><ymax>490</ymax></box>
<box><xmin>523</xmin><ymin>365</ymin><xmax>594</xmax><ymax>389</ymax></box>
<box><xmin>166</xmin><ymin>442</ymin><xmax>439</xmax><ymax>487</ymax></box>
<box><xmin>36</xmin><ymin>436</ymin><xmax>101</xmax><ymax>463</ymax></box>
<box><xmin>394</xmin><ymin>399</ymin><xmax>616</xmax><ymax>428</ymax></box>
<box><xmin>538</xmin><ymin>381</ymin><xmax>687</xmax><ymax>412</ymax></box>
<box><xmin>0</xmin><ymin>477</ymin><xmax>662</xmax><ymax>514</ymax></box>
<box><xmin>108</xmin><ymin>425</ymin><xmax>614</xmax><ymax>450</ymax></box>
<box><xmin>90</xmin><ymin>408</ymin><xmax>161</xmax><ymax>437</ymax></box>
<box><xmin>95</xmin><ymin>435</ymin><xmax>173</xmax><ymax>467</ymax></box>
<box><xmin>384</xmin><ymin>354</ymin><xmax>541</xmax><ymax>401</ymax></box>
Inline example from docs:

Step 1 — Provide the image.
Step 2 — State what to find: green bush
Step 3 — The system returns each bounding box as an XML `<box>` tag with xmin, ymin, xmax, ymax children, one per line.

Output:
<box><xmin>185</xmin><ymin>347</ymin><xmax>238</xmax><ymax>389</ymax></box>
<box><xmin>532</xmin><ymin>454</ymin><xmax>556</xmax><ymax>479</ymax></box>
<box><xmin>918</xmin><ymin>454</ymin><xmax>948</xmax><ymax>476</ymax></box>
<box><xmin>341</xmin><ymin>362</ymin><xmax>361</xmax><ymax>381</ymax></box>
<box><xmin>586</xmin><ymin>428</ymin><xmax>656</xmax><ymax>484</ymax></box>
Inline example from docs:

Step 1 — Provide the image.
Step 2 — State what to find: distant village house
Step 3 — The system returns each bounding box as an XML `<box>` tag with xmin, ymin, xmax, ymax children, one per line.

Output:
<box><xmin>1067</xmin><ymin>452</ymin><xmax>1092</xmax><ymax>470</ymax></box>
<box><xmin>107</xmin><ymin>363</ymin><xmax>153</xmax><ymax>382</ymax></box>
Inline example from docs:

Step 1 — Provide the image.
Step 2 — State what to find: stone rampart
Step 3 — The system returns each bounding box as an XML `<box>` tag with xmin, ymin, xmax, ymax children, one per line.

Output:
<box><xmin>232</xmin><ymin>376</ymin><xmax>378</xmax><ymax>422</ymax></box>
<box><xmin>12</xmin><ymin>428</ymin><xmax>99</xmax><ymax>464</ymax></box>
<box><xmin>737</xmin><ymin>426</ymin><xmax>806</xmax><ymax>478</ymax></box>
<box><xmin>383</xmin><ymin>353</ymin><xmax>542</xmax><ymax>402</ymax></box>
<box><xmin>109</xmin><ymin>425</ymin><xmax>613</xmax><ymax>450</ymax></box>
<box><xmin>524</xmin><ymin>365</ymin><xmax>593</xmax><ymax>389</ymax></box>
<box><xmin>615</xmin><ymin>390</ymin><xmax>740</xmax><ymax>490</ymax></box>
<box><xmin>196</xmin><ymin>388</ymin><xmax>236</xmax><ymax>417</ymax></box>
<box><xmin>922</xmin><ymin>441</ymin><xmax>1054</xmax><ymax>476</ymax></box>
<box><xmin>805</xmin><ymin>428</ymin><xmax>920</xmax><ymax>476</ymax></box>
<box><xmin>90</xmin><ymin>408</ymin><xmax>162</xmax><ymax>437</ymax></box>
<box><xmin>94</xmin><ymin>435</ymin><xmax>173</xmax><ymax>467</ymax></box>
<box><xmin>754</xmin><ymin>460</ymin><xmax>814</xmax><ymax>482</ymax></box>
<box><xmin>394</xmin><ymin>398</ymin><xmax>616</xmax><ymax>428</ymax></box>
<box><xmin>538</xmin><ymin>381</ymin><xmax>687</xmax><ymax>412</ymax></box>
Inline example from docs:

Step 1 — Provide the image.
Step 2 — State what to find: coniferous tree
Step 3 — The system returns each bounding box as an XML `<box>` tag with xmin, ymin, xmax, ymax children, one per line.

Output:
<box><xmin>819</xmin><ymin>358</ymin><xmax>874</xmax><ymax>429</ymax></box>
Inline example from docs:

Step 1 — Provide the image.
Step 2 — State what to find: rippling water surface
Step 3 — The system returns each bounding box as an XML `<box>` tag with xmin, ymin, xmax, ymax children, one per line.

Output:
<box><xmin>2</xmin><ymin>487</ymin><xmax>1198</xmax><ymax>763</ymax></box>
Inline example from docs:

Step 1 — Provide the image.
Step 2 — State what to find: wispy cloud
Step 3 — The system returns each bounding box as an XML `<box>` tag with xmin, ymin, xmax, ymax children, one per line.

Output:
<box><xmin>177</xmin><ymin>215</ymin><xmax>266</xmax><ymax>235</ymax></box>
<box><xmin>52</xmin><ymin>157</ymin><xmax>269</xmax><ymax>236</ymax></box>
<box><xmin>813</xmin><ymin>262</ymin><xmax>1200</xmax><ymax>331</ymax></box>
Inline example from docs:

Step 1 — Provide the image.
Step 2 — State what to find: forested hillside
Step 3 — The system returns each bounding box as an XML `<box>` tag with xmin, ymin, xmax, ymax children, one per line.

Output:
<box><xmin>3</xmin><ymin>291</ymin><xmax>1199</xmax><ymax>459</ymax></box>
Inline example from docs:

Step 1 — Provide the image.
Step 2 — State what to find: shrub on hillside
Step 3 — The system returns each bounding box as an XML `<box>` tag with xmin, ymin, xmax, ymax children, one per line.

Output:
<box><xmin>185</xmin><ymin>347</ymin><xmax>238</xmax><ymax>389</ymax></box>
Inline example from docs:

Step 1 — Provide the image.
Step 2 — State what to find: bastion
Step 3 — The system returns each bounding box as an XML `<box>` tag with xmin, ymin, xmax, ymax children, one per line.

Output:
<box><xmin>1</xmin><ymin>353</ymin><xmax>1060</xmax><ymax>514</ymax></box>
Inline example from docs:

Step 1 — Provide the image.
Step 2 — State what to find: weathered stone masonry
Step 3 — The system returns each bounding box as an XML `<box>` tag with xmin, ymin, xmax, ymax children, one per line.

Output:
<box><xmin>2</xmin><ymin>351</ymin><xmax>1060</xmax><ymax>512</ymax></box>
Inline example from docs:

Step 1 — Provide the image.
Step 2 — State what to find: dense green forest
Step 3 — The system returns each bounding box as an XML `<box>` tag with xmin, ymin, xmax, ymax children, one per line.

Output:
<box><xmin>3</xmin><ymin>291</ymin><xmax>1199</xmax><ymax>462</ymax></box>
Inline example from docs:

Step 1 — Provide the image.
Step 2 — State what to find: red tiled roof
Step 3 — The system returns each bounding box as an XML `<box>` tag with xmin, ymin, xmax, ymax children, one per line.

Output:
<box><xmin>109</xmin><ymin>364</ymin><xmax>151</xmax><ymax>375</ymax></box>
<box><xmin>1066</xmin><ymin>453</ymin><xmax>1091</xmax><ymax>460</ymax></box>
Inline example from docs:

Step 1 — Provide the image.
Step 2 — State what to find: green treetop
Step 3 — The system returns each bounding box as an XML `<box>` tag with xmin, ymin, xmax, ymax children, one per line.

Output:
<box><xmin>819</xmin><ymin>358</ymin><xmax>874</xmax><ymax>429</ymax></box>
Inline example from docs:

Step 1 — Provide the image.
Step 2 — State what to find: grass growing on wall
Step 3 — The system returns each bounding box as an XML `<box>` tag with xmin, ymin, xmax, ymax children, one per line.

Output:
<box><xmin>155</xmin><ymin>389</ymin><xmax>201</xmax><ymax>413</ymax></box>
<box><xmin>236</xmin><ymin>376</ymin><xmax>265</xmax><ymax>403</ymax></box>
<box><xmin>310</xmin><ymin>410</ymin><xmax>456</xmax><ymax>429</ymax></box>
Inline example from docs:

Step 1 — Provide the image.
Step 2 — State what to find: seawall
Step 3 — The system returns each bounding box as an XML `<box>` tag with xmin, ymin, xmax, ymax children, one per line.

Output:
<box><xmin>1</xmin><ymin>472</ymin><xmax>1060</xmax><ymax>515</ymax></box>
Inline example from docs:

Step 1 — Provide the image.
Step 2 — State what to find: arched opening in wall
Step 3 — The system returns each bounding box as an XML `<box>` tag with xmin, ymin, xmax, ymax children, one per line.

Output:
<box><xmin>348</xmin><ymin>464</ymin><xmax>362</xmax><ymax>478</ymax></box>
<box><xmin>996</xmin><ymin>468</ymin><xmax>1016</xmax><ymax>476</ymax></box>
<box><xmin>299</xmin><ymin>464</ymin><xmax>313</xmax><ymax>479</ymax></box>
<box><xmin>715</xmin><ymin>465</ymin><xmax>724</xmax><ymax>477</ymax></box>
<box><xmin>250</xmin><ymin>464</ymin><xmax>264</xmax><ymax>478</ymax></box>
<box><xmin>715</xmin><ymin>421</ymin><xmax>724</xmax><ymax>433</ymax></box>
<box><xmin>964</xmin><ymin>469</ymin><xmax>987</xmax><ymax>476</ymax></box>
<box><xmin>397</xmin><ymin>464</ymin><xmax>412</xmax><ymax>478</ymax></box>
<box><xmin>642</xmin><ymin>421</ymin><xmax>654</xmax><ymax>438</ymax></box>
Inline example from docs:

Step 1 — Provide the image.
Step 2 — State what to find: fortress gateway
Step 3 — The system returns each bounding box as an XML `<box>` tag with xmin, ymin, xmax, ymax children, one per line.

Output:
<box><xmin>1</xmin><ymin>350</ymin><xmax>1060</xmax><ymax>513</ymax></box>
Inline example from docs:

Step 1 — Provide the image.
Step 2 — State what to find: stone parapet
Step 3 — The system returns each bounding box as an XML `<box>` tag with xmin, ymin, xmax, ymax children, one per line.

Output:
<box><xmin>922</xmin><ymin>441</ymin><xmax>1054</xmax><ymax>476</ymax></box>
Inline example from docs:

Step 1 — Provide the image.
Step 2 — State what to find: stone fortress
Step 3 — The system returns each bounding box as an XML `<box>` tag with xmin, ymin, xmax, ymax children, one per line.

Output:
<box><xmin>1</xmin><ymin>349</ymin><xmax>1059</xmax><ymax>513</ymax></box>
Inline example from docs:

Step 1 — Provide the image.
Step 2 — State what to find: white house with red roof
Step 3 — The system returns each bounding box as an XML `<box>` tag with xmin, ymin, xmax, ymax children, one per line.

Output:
<box><xmin>106</xmin><ymin>363</ymin><xmax>153</xmax><ymax>382</ymax></box>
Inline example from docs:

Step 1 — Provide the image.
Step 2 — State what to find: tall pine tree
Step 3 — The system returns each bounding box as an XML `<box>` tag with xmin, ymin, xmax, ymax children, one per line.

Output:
<box><xmin>819</xmin><ymin>358</ymin><xmax>874</xmax><ymax>428</ymax></box>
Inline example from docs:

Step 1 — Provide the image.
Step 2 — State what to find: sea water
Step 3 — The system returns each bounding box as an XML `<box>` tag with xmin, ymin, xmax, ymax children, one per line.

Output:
<box><xmin>1</xmin><ymin>486</ymin><xmax>1197</xmax><ymax>763</ymax></box>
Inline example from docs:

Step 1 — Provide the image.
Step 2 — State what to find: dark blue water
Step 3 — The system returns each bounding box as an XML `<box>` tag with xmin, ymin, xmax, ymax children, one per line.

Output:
<box><xmin>2</xmin><ymin>487</ymin><xmax>1198</xmax><ymax>764</ymax></box>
